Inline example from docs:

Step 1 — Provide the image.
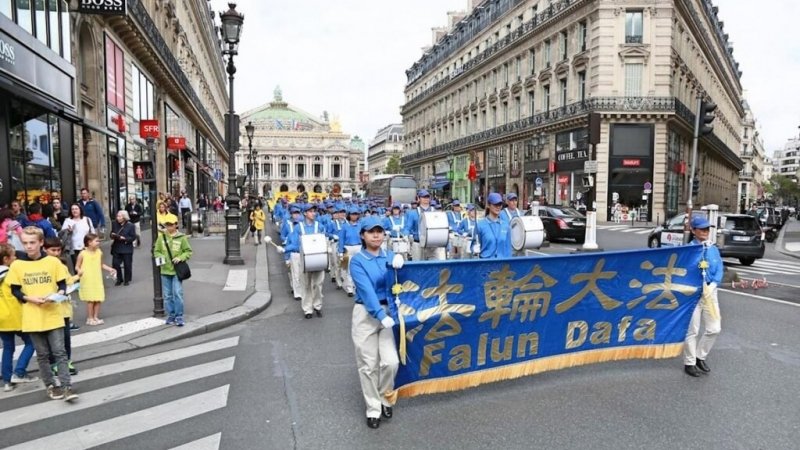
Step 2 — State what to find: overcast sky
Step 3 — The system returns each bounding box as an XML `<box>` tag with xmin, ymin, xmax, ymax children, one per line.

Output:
<box><xmin>213</xmin><ymin>0</ymin><xmax>799</xmax><ymax>154</ymax></box>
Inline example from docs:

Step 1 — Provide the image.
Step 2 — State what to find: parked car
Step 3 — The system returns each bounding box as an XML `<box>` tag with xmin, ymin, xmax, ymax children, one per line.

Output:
<box><xmin>528</xmin><ymin>206</ymin><xmax>586</xmax><ymax>243</ymax></box>
<box><xmin>647</xmin><ymin>213</ymin><xmax>764</xmax><ymax>265</ymax></box>
<box><xmin>756</xmin><ymin>206</ymin><xmax>782</xmax><ymax>230</ymax></box>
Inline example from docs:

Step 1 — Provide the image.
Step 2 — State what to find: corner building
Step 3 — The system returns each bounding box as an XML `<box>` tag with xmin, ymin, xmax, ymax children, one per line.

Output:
<box><xmin>401</xmin><ymin>0</ymin><xmax>745</xmax><ymax>221</ymax></box>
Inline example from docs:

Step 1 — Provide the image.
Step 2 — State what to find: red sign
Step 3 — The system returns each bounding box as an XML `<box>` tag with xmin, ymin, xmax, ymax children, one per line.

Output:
<box><xmin>558</xmin><ymin>176</ymin><xmax>569</xmax><ymax>184</ymax></box>
<box><xmin>467</xmin><ymin>161</ymin><xmax>477</xmax><ymax>181</ymax></box>
<box><xmin>548</xmin><ymin>160</ymin><xmax>556</xmax><ymax>173</ymax></box>
<box><xmin>139</xmin><ymin>120</ymin><xmax>160</xmax><ymax>139</ymax></box>
<box><xmin>167</xmin><ymin>136</ymin><xmax>186</xmax><ymax>150</ymax></box>
<box><xmin>622</xmin><ymin>159</ymin><xmax>641</xmax><ymax>167</ymax></box>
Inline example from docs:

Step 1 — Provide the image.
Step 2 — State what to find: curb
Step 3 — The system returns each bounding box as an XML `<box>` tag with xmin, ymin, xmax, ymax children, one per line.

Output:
<box><xmin>72</xmin><ymin>242</ymin><xmax>272</xmax><ymax>364</ymax></box>
<box><xmin>776</xmin><ymin>221</ymin><xmax>800</xmax><ymax>260</ymax></box>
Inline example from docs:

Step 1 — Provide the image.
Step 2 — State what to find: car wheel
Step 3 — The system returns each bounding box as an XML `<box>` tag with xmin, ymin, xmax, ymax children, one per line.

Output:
<box><xmin>648</xmin><ymin>237</ymin><xmax>660</xmax><ymax>248</ymax></box>
<box><xmin>738</xmin><ymin>257</ymin><xmax>755</xmax><ymax>266</ymax></box>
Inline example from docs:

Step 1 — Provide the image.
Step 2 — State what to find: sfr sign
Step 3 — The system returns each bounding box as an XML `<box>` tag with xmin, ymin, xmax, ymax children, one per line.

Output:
<box><xmin>139</xmin><ymin>120</ymin><xmax>160</xmax><ymax>139</ymax></box>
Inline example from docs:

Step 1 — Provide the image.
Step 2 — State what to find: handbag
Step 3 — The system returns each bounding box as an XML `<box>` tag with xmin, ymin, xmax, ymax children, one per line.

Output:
<box><xmin>161</xmin><ymin>233</ymin><xmax>191</xmax><ymax>281</ymax></box>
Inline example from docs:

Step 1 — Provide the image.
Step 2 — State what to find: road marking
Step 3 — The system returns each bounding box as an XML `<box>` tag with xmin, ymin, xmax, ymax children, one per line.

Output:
<box><xmin>170</xmin><ymin>433</ymin><xmax>222</xmax><ymax>450</ymax></box>
<box><xmin>737</xmin><ymin>279</ymin><xmax>800</xmax><ymax>289</ymax></box>
<box><xmin>720</xmin><ymin>288</ymin><xmax>800</xmax><ymax>308</ymax></box>
<box><xmin>5</xmin><ymin>385</ymin><xmax>230</xmax><ymax>450</ymax></box>
<box><xmin>0</xmin><ymin>357</ymin><xmax>235</xmax><ymax>430</ymax></box>
<box><xmin>5</xmin><ymin>336</ymin><xmax>240</xmax><ymax>399</ymax></box>
<box><xmin>223</xmin><ymin>269</ymin><xmax>248</xmax><ymax>291</ymax></box>
<box><xmin>729</xmin><ymin>266</ymin><xmax>797</xmax><ymax>275</ymax></box>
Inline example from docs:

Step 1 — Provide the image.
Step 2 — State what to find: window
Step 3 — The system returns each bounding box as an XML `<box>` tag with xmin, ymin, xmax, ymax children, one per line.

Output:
<box><xmin>105</xmin><ymin>35</ymin><xmax>125</xmax><ymax>111</ymax></box>
<box><xmin>492</xmin><ymin>106</ymin><xmax>497</xmax><ymax>127</ymax></box>
<box><xmin>625</xmin><ymin>11</ymin><xmax>643</xmax><ymax>43</ymax></box>
<box><xmin>33</xmin><ymin>0</ymin><xmax>45</xmax><ymax>44</ymax></box>
<box><xmin>503</xmin><ymin>63</ymin><xmax>508</xmax><ymax>86</ymax></box>
<box><xmin>279</xmin><ymin>163</ymin><xmax>288</xmax><ymax>178</ymax></box>
<box><xmin>502</xmin><ymin>102</ymin><xmax>507</xmax><ymax>123</ymax></box>
<box><xmin>296</xmin><ymin>163</ymin><xmax>305</xmax><ymax>178</ymax></box>
<box><xmin>16</xmin><ymin>0</ymin><xmax>33</xmax><ymax>34</ymax></box>
<box><xmin>313</xmin><ymin>163</ymin><xmax>322</xmax><ymax>178</ymax></box>
<box><xmin>0</xmin><ymin>0</ymin><xmax>11</xmax><ymax>19</ymax></box>
<box><xmin>528</xmin><ymin>91</ymin><xmax>535</xmax><ymax>116</ymax></box>
<box><xmin>578</xmin><ymin>71</ymin><xmax>586</xmax><ymax>101</ymax></box>
<box><xmin>625</xmin><ymin>63</ymin><xmax>643</xmax><ymax>96</ymax></box>
<box><xmin>560</xmin><ymin>78</ymin><xmax>567</xmax><ymax>106</ymax></box>
<box><xmin>543</xmin><ymin>85</ymin><xmax>550</xmax><ymax>111</ymax></box>
<box><xmin>332</xmin><ymin>164</ymin><xmax>341</xmax><ymax>178</ymax></box>
<box><xmin>515</xmin><ymin>96</ymin><xmax>521</xmax><ymax>121</ymax></box>
<box><xmin>528</xmin><ymin>49</ymin><xmax>535</xmax><ymax>75</ymax></box>
<box><xmin>131</xmin><ymin>65</ymin><xmax>155</xmax><ymax>122</ymax></box>
<box><xmin>544</xmin><ymin>39</ymin><xmax>551</xmax><ymax>67</ymax></box>
<box><xmin>262</xmin><ymin>163</ymin><xmax>272</xmax><ymax>178</ymax></box>
<box><xmin>515</xmin><ymin>56</ymin><xmax>521</xmax><ymax>81</ymax></box>
<box><xmin>579</xmin><ymin>21</ymin><xmax>587</xmax><ymax>51</ymax></box>
<box><xmin>560</xmin><ymin>31</ymin><xmax>568</xmax><ymax>60</ymax></box>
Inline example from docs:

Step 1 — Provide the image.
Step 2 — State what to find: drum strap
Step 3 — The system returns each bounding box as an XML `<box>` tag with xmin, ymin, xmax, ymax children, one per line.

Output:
<box><xmin>300</xmin><ymin>221</ymin><xmax>319</xmax><ymax>235</ymax></box>
<box><xmin>504</xmin><ymin>209</ymin><xmax>520</xmax><ymax>220</ymax></box>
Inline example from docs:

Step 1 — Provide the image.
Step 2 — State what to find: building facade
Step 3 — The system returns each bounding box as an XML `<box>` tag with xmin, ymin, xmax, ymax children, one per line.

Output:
<box><xmin>401</xmin><ymin>0</ymin><xmax>745</xmax><ymax>221</ymax></box>
<box><xmin>238</xmin><ymin>88</ymin><xmax>363</xmax><ymax>197</ymax></box>
<box><xmin>736</xmin><ymin>100</ymin><xmax>766</xmax><ymax>211</ymax></box>
<box><xmin>774</xmin><ymin>138</ymin><xmax>799</xmax><ymax>183</ymax></box>
<box><xmin>368</xmin><ymin>124</ymin><xmax>405</xmax><ymax>177</ymax></box>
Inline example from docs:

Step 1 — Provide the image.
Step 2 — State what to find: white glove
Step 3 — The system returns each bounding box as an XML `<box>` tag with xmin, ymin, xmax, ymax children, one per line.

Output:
<box><xmin>276</xmin><ymin>246</ymin><xmax>285</xmax><ymax>254</ymax></box>
<box><xmin>263</xmin><ymin>236</ymin><xmax>272</xmax><ymax>244</ymax></box>
<box><xmin>381</xmin><ymin>316</ymin><xmax>396</xmax><ymax>329</ymax></box>
<box><xmin>338</xmin><ymin>253</ymin><xmax>343</xmax><ymax>259</ymax></box>
<box><xmin>333</xmin><ymin>235</ymin><xmax>339</xmax><ymax>241</ymax></box>
<box><xmin>707</xmin><ymin>282</ymin><xmax>717</xmax><ymax>291</ymax></box>
<box><xmin>473</xmin><ymin>243</ymin><xmax>481</xmax><ymax>255</ymax></box>
<box><xmin>391</xmin><ymin>254</ymin><xmax>404</xmax><ymax>269</ymax></box>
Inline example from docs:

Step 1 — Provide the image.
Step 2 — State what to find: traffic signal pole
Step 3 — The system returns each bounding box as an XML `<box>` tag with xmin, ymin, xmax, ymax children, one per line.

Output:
<box><xmin>684</xmin><ymin>95</ymin><xmax>716</xmax><ymax>243</ymax></box>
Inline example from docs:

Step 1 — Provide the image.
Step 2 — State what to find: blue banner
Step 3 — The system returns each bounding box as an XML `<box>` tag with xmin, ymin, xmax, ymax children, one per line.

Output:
<box><xmin>387</xmin><ymin>246</ymin><xmax>703</xmax><ymax>399</ymax></box>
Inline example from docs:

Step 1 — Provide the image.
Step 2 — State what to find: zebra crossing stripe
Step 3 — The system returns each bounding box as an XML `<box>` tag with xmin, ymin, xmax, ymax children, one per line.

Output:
<box><xmin>5</xmin><ymin>385</ymin><xmax>230</xmax><ymax>450</ymax></box>
<box><xmin>170</xmin><ymin>433</ymin><xmax>222</xmax><ymax>450</ymax></box>
<box><xmin>4</xmin><ymin>336</ymin><xmax>240</xmax><ymax>399</ymax></box>
<box><xmin>749</xmin><ymin>260</ymin><xmax>800</xmax><ymax>271</ymax></box>
<box><xmin>0</xmin><ymin>357</ymin><xmax>235</xmax><ymax>431</ymax></box>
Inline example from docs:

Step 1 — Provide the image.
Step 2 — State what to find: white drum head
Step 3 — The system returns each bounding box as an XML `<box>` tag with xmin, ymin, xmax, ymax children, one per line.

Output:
<box><xmin>510</xmin><ymin>216</ymin><xmax>544</xmax><ymax>251</ymax></box>
<box><xmin>420</xmin><ymin>211</ymin><xmax>450</xmax><ymax>248</ymax></box>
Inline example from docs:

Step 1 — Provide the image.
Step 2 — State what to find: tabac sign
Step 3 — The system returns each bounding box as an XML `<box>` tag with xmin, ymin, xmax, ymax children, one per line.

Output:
<box><xmin>78</xmin><ymin>0</ymin><xmax>127</xmax><ymax>16</ymax></box>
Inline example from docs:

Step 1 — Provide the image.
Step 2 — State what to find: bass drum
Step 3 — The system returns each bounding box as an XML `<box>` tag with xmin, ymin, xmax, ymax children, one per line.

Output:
<box><xmin>510</xmin><ymin>216</ymin><xmax>544</xmax><ymax>251</ymax></box>
<box><xmin>419</xmin><ymin>211</ymin><xmax>449</xmax><ymax>248</ymax></box>
<box><xmin>299</xmin><ymin>233</ymin><xmax>329</xmax><ymax>272</ymax></box>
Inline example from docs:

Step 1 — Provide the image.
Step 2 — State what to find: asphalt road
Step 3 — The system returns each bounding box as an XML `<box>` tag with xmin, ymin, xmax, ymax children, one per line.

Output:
<box><xmin>4</xmin><ymin>231</ymin><xmax>799</xmax><ymax>449</ymax></box>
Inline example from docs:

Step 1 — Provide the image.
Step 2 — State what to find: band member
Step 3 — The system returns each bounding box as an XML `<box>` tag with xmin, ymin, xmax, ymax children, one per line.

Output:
<box><xmin>403</xmin><ymin>189</ymin><xmax>445</xmax><ymax>261</ymax></box>
<box><xmin>474</xmin><ymin>193</ymin><xmax>511</xmax><ymax>259</ymax></box>
<box><xmin>683</xmin><ymin>216</ymin><xmax>722</xmax><ymax>377</ymax></box>
<box><xmin>286</xmin><ymin>204</ymin><xmax>325</xmax><ymax>319</ymax></box>
<box><xmin>327</xmin><ymin>206</ymin><xmax>346</xmax><ymax>287</ymax></box>
<box><xmin>457</xmin><ymin>204</ymin><xmax>478</xmax><ymax>259</ymax></box>
<box><xmin>383</xmin><ymin>203</ymin><xmax>405</xmax><ymax>238</ymax></box>
<box><xmin>500</xmin><ymin>192</ymin><xmax>523</xmax><ymax>224</ymax></box>
<box><xmin>281</xmin><ymin>205</ymin><xmax>303</xmax><ymax>300</ymax></box>
<box><xmin>338</xmin><ymin>207</ymin><xmax>362</xmax><ymax>297</ymax></box>
<box><xmin>349</xmin><ymin>216</ymin><xmax>402</xmax><ymax>429</ymax></box>
<box><xmin>446</xmin><ymin>200</ymin><xmax>463</xmax><ymax>258</ymax></box>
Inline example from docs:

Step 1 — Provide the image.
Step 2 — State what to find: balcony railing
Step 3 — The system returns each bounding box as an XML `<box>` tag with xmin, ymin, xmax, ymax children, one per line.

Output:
<box><xmin>625</xmin><ymin>35</ymin><xmax>643</xmax><ymax>44</ymax></box>
<box><xmin>739</xmin><ymin>171</ymin><xmax>754</xmax><ymax>180</ymax></box>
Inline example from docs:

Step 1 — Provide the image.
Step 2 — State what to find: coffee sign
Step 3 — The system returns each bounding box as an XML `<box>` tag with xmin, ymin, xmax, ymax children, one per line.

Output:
<box><xmin>78</xmin><ymin>0</ymin><xmax>127</xmax><ymax>16</ymax></box>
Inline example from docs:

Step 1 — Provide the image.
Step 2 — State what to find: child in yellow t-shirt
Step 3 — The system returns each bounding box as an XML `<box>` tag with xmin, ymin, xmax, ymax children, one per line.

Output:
<box><xmin>44</xmin><ymin>237</ymin><xmax>81</xmax><ymax>376</ymax></box>
<box><xmin>0</xmin><ymin>243</ymin><xmax>39</xmax><ymax>391</ymax></box>
<box><xmin>6</xmin><ymin>226</ymin><xmax>76</xmax><ymax>401</ymax></box>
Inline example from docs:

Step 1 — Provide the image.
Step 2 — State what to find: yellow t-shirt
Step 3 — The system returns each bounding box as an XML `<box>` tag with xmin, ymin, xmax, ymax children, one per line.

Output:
<box><xmin>0</xmin><ymin>278</ymin><xmax>22</xmax><ymax>331</ymax></box>
<box><xmin>6</xmin><ymin>256</ymin><xmax>69</xmax><ymax>332</ymax></box>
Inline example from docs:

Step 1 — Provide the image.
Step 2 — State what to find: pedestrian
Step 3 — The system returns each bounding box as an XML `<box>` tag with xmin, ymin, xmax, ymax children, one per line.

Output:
<box><xmin>22</xmin><ymin>202</ymin><xmax>57</xmax><ymax>239</ymax></box>
<box><xmin>124</xmin><ymin>196</ymin><xmax>143</xmax><ymax>247</ymax></box>
<box><xmin>474</xmin><ymin>192</ymin><xmax>511</xmax><ymax>259</ymax></box>
<box><xmin>76</xmin><ymin>233</ymin><xmax>116</xmax><ymax>326</ymax></box>
<box><xmin>154</xmin><ymin>219</ymin><xmax>193</xmax><ymax>327</ymax></box>
<box><xmin>0</xmin><ymin>243</ymin><xmax>40</xmax><ymax>391</ymax></box>
<box><xmin>5</xmin><ymin>226</ymin><xmax>77</xmax><ymax>401</ymax></box>
<box><xmin>78</xmin><ymin>188</ymin><xmax>105</xmax><ymax>238</ymax></box>
<box><xmin>157</xmin><ymin>202</ymin><xmax>178</xmax><ymax>231</ymax></box>
<box><xmin>683</xmin><ymin>216</ymin><xmax>722</xmax><ymax>377</ymax></box>
<box><xmin>249</xmin><ymin>203</ymin><xmax>266</xmax><ymax>245</ymax></box>
<box><xmin>0</xmin><ymin>208</ymin><xmax>24</xmax><ymax>251</ymax></box>
<box><xmin>43</xmin><ymin>238</ymin><xmax>79</xmax><ymax>376</ymax></box>
<box><xmin>213</xmin><ymin>196</ymin><xmax>224</xmax><ymax>212</ymax></box>
<box><xmin>178</xmin><ymin>192</ymin><xmax>193</xmax><ymax>231</ymax></box>
<box><xmin>51</xmin><ymin>197</ymin><xmax>67</xmax><ymax>227</ymax></box>
<box><xmin>110</xmin><ymin>210</ymin><xmax>136</xmax><ymax>286</ymax></box>
<box><xmin>61</xmin><ymin>203</ymin><xmax>95</xmax><ymax>268</ymax></box>
<box><xmin>349</xmin><ymin>216</ymin><xmax>402</xmax><ymax>429</ymax></box>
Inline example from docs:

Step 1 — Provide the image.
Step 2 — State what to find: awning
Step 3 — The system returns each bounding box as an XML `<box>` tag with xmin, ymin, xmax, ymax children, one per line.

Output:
<box><xmin>431</xmin><ymin>180</ymin><xmax>450</xmax><ymax>190</ymax></box>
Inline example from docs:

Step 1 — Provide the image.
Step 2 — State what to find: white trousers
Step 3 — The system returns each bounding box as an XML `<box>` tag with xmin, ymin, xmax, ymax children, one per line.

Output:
<box><xmin>683</xmin><ymin>286</ymin><xmax>722</xmax><ymax>365</ymax></box>
<box><xmin>411</xmin><ymin>242</ymin><xmax>446</xmax><ymax>261</ymax></box>
<box><xmin>342</xmin><ymin>244</ymin><xmax>362</xmax><ymax>294</ymax></box>
<box><xmin>351</xmin><ymin>304</ymin><xmax>399</xmax><ymax>419</ymax></box>
<box><xmin>289</xmin><ymin>253</ymin><xmax>303</xmax><ymax>299</ymax></box>
<box><xmin>328</xmin><ymin>241</ymin><xmax>342</xmax><ymax>287</ymax></box>
<box><xmin>301</xmin><ymin>270</ymin><xmax>324</xmax><ymax>314</ymax></box>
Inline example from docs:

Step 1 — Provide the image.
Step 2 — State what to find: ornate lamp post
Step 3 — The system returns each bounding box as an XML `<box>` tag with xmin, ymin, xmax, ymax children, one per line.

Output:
<box><xmin>245</xmin><ymin>121</ymin><xmax>255</xmax><ymax>197</ymax></box>
<box><xmin>220</xmin><ymin>2</ymin><xmax>244</xmax><ymax>265</ymax></box>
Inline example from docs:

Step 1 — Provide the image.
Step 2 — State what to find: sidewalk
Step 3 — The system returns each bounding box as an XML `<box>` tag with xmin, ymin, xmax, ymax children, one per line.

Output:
<box><xmin>778</xmin><ymin>217</ymin><xmax>800</xmax><ymax>259</ymax></box>
<box><xmin>7</xmin><ymin>227</ymin><xmax>272</xmax><ymax>365</ymax></box>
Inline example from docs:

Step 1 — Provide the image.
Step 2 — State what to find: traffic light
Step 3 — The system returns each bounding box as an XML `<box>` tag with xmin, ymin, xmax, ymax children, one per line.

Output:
<box><xmin>691</xmin><ymin>177</ymin><xmax>700</xmax><ymax>196</ymax></box>
<box><xmin>698</xmin><ymin>100</ymin><xmax>717</xmax><ymax>136</ymax></box>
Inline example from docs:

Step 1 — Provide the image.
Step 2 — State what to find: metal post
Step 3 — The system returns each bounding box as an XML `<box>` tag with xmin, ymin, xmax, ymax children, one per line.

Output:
<box><xmin>223</xmin><ymin>47</ymin><xmax>244</xmax><ymax>265</ymax></box>
<box><xmin>147</xmin><ymin>137</ymin><xmax>164</xmax><ymax>316</ymax></box>
<box><xmin>684</xmin><ymin>95</ymin><xmax>702</xmax><ymax>244</ymax></box>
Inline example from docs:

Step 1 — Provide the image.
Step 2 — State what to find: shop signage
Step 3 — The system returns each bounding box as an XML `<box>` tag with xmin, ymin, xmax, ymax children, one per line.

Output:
<box><xmin>548</xmin><ymin>160</ymin><xmax>556</xmax><ymax>173</ymax></box>
<box><xmin>167</xmin><ymin>136</ymin><xmax>186</xmax><ymax>150</ymax></box>
<box><xmin>622</xmin><ymin>159</ymin><xmax>641</xmax><ymax>167</ymax></box>
<box><xmin>139</xmin><ymin>120</ymin><xmax>160</xmax><ymax>139</ymax></box>
<box><xmin>556</xmin><ymin>149</ymin><xmax>588</xmax><ymax>162</ymax></box>
<box><xmin>558</xmin><ymin>176</ymin><xmax>569</xmax><ymax>184</ymax></box>
<box><xmin>0</xmin><ymin>37</ymin><xmax>14</xmax><ymax>65</ymax></box>
<box><xmin>78</xmin><ymin>0</ymin><xmax>127</xmax><ymax>16</ymax></box>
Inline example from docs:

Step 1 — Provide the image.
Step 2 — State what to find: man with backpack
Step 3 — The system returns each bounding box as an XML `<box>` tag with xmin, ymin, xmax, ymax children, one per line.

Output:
<box><xmin>79</xmin><ymin>189</ymin><xmax>105</xmax><ymax>237</ymax></box>
<box><xmin>23</xmin><ymin>203</ymin><xmax>56</xmax><ymax>239</ymax></box>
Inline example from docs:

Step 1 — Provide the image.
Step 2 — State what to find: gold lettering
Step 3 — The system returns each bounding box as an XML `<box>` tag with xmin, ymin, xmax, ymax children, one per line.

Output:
<box><xmin>448</xmin><ymin>345</ymin><xmax>472</xmax><ymax>371</ymax></box>
<box><xmin>420</xmin><ymin>342</ymin><xmax>444</xmax><ymax>376</ymax></box>
<box><xmin>633</xmin><ymin>319</ymin><xmax>656</xmax><ymax>341</ymax></box>
<box><xmin>510</xmin><ymin>292</ymin><xmax>550</xmax><ymax>322</ymax></box>
<box><xmin>516</xmin><ymin>332</ymin><xmax>539</xmax><ymax>358</ymax></box>
<box><xmin>617</xmin><ymin>316</ymin><xmax>632</xmax><ymax>343</ymax></box>
<box><xmin>490</xmin><ymin>336</ymin><xmax>514</xmax><ymax>363</ymax></box>
<box><xmin>566</xmin><ymin>321</ymin><xmax>589</xmax><ymax>349</ymax></box>
<box><xmin>477</xmin><ymin>333</ymin><xmax>488</xmax><ymax>366</ymax></box>
<box><xmin>424</xmin><ymin>315</ymin><xmax>463</xmax><ymax>341</ymax></box>
<box><xmin>555</xmin><ymin>259</ymin><xmax>622</xmax><ymax>313</ymax></box>
<box><xmin>590</xmin><ymin>321</ymin><xmax>612</xmax><ymax>344</ymax></box>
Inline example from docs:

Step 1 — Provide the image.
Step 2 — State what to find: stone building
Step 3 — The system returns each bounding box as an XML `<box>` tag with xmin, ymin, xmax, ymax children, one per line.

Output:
<box><xmin>401</xmin><ymin>0</ymin><xmax>746</xmax><ymax>220</ymax></box>
<box><xmin>368</xmin><ymin>124</ymin><xmax>405</xmax><ymax>177</ymax></box>
<box><xmin>737</xmin><ymin>100</ymin><xmax>767</xmax><ymax>211</ymax></box>
<box><xmin>238</xmin><ymin>88</ymin><xmax>363</xmax><ymax>197</ymax></box>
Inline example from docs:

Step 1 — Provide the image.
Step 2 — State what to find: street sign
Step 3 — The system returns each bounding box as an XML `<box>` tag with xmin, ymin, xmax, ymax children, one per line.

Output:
<box><xmin>167</xmin><ymin>136</ymin><xmax>186</xmax><ymax>150</ymax></box>
<box><xmin>643</xmin><ymin>181</ymin><xmax>653</xmax><ymax>190</ymax></box>
<box><xmin>612</xmin><ymin>192</ymin><xmax>619</xmax><ymax>201</ymax></box>
<box><xmin>583</xmin><ymin>160</ymin><xmax>598</xmax><ymax>174</ymax></box>
<box><xmin>643</xmin><ymin>189</ymin><xmax>652</xmax><ymax>194</ymax></box>
<box><xmin>535</xmin><ymin>177</ymin><xmax>543</xmax><ymax>187</ymax></box>
<box><xmin>139</xmin><ymin>120</ymin><xmax>160</xmax><ymax>139</ymax></box>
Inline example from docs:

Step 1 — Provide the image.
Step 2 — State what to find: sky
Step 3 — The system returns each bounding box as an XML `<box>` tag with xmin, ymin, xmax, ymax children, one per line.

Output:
<box><xmin>212</xmin><ymin>0</ymin><xmax>799</xmax><ymax>155</ymax></box>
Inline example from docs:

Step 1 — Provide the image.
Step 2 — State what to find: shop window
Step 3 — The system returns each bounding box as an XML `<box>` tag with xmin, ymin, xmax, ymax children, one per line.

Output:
<box><xmin>8</xmin><ymin>105</ymin><xmax>65</xmax><ymax>205</ymax></box>
<box><xmin>105</xmin><ymin>35</ymin><xmax>125</xmax><ymax>111</ymax></box>
<box><xmin>611</xmin><ymin>124</ymin><xmax>653</xmax><ymax>156</ymax></box>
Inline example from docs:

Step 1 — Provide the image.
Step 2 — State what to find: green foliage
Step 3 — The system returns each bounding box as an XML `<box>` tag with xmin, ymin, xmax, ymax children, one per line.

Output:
<box><xmin>768</xmin><ymin>175</ymin><xmax>800</xmax><ymax>204</ymax></box>
<box><xmin>385</xmin><ymin>155</ymin><xmax>403</xmax><ymax>174</ymax></box>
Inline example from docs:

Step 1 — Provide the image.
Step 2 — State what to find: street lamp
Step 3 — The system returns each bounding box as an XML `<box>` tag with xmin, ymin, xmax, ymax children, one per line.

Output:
<box><xmin>245</xmin><ymin>121</ymin><xmax>255</xmax><ymax>197</ymax></box>
<box><xmin>221</xmin><ymin>2</ymin><xmax>244</xmax><ymax>265</ymax></box>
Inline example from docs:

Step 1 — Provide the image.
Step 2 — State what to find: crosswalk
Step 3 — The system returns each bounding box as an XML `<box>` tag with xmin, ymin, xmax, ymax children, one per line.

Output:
<box><xmin>723</xmin><ymin>257</ymin><xmax>800</xmax><ymax>278</ymax></box>
<box><xmin>1</xmin><ymin>336</ymin><xmax>239</xmax><ymax>449</ymax></box>
<box><xmin>597</xmin><ymin>224</ymin><xmax>653</xmax><ymax>235</ymax></box>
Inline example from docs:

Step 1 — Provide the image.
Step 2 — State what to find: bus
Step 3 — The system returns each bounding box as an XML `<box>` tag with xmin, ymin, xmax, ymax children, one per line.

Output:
<box><xmin>366</xmin><ymin>174</ymin><xmax>417</xmax><ymax>207</ymax></box>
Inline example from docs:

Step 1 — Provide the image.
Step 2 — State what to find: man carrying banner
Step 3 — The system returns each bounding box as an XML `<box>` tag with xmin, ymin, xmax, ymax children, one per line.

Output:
<box><xmin>474</xmin><ymin>193</ymin><xmax>512</xmax><ymax>259</ymax></box>
<box><xmin>349</xmin><ymin>216</ymin><xmax>402</xmax><ymax>429</ymax></box>
<box><xmin>683</xmin><ymin>216</ymin><xmax>722</xmax><ymax>377</ymax></box>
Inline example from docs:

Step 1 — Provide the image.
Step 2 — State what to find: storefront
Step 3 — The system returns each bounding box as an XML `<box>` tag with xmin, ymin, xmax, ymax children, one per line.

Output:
<box><xmin>0</xmin><ymin>12</ymin><xmax>76</xmax><ymax>207</ymax></box>
<box><xmin>607</xmin><ymin>124</ymin><xmax>654</xmax><ymax>221</ymax></box>
<box><xmin>486</xmin><ymin>145</ymin><xmax>508</xmax><ymax>195</ymax></box>
<box><xmin>554</xmin><ymin>127</ymin><xmax>588</xmax><ymax>207</ymax></box>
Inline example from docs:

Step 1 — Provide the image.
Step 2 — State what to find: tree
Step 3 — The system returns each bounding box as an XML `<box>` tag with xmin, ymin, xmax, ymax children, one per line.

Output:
<box><xmin>768</xmin><ymin>175</ymin><xmax>800</xmax><ymax>205</ymax></box>
<box><xmin>385</xmin><ymin>154</ymin><xmax>403</xmax><ymax>174</ymax></box>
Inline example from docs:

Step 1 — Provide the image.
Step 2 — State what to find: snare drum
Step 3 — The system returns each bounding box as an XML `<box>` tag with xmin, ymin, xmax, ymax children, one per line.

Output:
<box><xmin>391</xmin><ymin>237</ymin><xmax>409</xmax><ymax>255</ymax></box>
<box><xmin>299</xmin><ymin>233</ymin><xmax>328</xmax><ymax>272</ymax></box>
<box><xmin>419</xmin><ymin>211</ymin><xmax>449</xmax><ymax>248</ymax></box>
<box><xmin>510</xmin><ymin>216</ymin><xmax>544</xmax><ymax>251</ymax></box>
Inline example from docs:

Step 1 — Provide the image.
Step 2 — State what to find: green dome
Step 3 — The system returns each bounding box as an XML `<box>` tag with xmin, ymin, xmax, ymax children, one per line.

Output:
<box><xmin>244</xmin><ymin>86</ymin><xmax>326</xmax><ymax>131</ymax></box>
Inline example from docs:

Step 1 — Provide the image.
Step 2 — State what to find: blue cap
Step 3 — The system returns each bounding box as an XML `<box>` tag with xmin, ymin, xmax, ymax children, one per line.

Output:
<box><xmin>466</xmin><ymin>204</ymin><xmax>476</xmax><ymax>211</ymax></box>
<box><xmin>488</xmin><ymin>192</ymin><xmax>503</xmax><ymax>205</ymax></box>
<box><xmin>691</xmin><ymin>216</ymin><xmax>711</xmax><ymax>229</ymax></box>
<box><xmin>452</xmin><ymin>200</ymin><xmax>461</xmax><ymax>206</ymax></box>
<box><xmin>336</xmin><ymin>204</ymin><xmax>346</xmax><ymax>213</ymax></box>
<box><xmin>360</xmin><ymin>216</ymin><xmax>385</xmax><ymax>232</ymax></box>
<box><xmin>303</xmin><ymin>203</ymin><xmax>317</xmax><ymax>212</ymax></box>
<box><xmin>348</xmin><ymin>207</ymin><xmax>361</xmax><ymax>215</ymax></box>
<box><xmin>391</xmin><ymin>202</ymin><xmax>401</xmax><ymax>209</ymax></box>
<box><xmin>290</xmin><ymin>205</ymin><xmax>301</xmax><ymax>213</ymax></box>
<box><xmin>506</xmin><ymin>192</ymin><xmax>518</xmax><ymax>201</ymax></box>
<box><xmin>418</xmin><ymin>189</ymin><xmax>430</xmax><ymax>197</ymax></box>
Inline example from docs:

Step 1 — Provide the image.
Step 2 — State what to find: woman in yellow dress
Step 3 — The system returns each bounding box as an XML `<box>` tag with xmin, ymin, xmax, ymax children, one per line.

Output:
<box><xmin>76</xmin><ymin>233</ymin><xmax>116</xmax><ymax>325</ymax></box>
